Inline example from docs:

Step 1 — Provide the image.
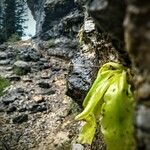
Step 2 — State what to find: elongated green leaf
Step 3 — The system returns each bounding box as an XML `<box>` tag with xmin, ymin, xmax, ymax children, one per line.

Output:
<box><xmin>78</xmin><ymin>113</ymin><xmax>96</xmax><ymax>144</ymax></box>
<box><xmin>75</xmin><ymin>77</ymin><xmax>111</xmax><ymax>120</ymax></box>
<box><xmin>75</xmin><ymin>62</ymin><xmax>135</xmax><ymax>149</ymax></box>
<box><xmin>101</xmin><ymin>71</ymin><xmax>134</xmax><ymax>150</ymax></box>
<box><xmin>83</xmin><ymin>70</ymin><xmax>121</xmax><ymax>108</ymax></box>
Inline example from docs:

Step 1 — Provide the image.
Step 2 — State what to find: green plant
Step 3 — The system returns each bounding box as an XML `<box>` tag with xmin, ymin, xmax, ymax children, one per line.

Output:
<box><xmin>0</xmin><ymin>76</ymin><xmax>10</xmax><ymax>96</ymax></box>
<box><xmin>7</xmin><ymin>33</ymin><xmax>21</xmax><ymax>42</ymax></box>
<box><xmin>13</xmin><ymin>67</ymin><xmax>26</xmax><ymax>76</ymax></box>
<box><xmin>75</xmin><ymin>62</ymin><xmax>135</xmax><ymax>150</ymax></box>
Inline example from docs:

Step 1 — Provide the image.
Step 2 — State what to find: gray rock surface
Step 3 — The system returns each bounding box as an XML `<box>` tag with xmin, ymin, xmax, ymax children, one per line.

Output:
<box><xmin>88</xmin><ymin>0</ymin><xmax>126</xmax><ymax>41</ymax></box>
<box><xmin>66</xmin><ymin>50</ymin><xmax>98</xmax><ymax>103</ymax></box>
<box><xmin>27</xmin><ymin>0</ymin><xmax>84</xmax><ymax>39</ymax></box>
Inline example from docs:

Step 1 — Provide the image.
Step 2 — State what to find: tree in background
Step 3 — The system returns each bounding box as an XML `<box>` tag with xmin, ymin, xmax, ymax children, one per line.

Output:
<box><xmin>0</xmin><ymin>0</ymin><xmax>5</xmax><ymax>43</ymax></box>
<box><xmin>15</xmin><ymin>0</ymin><xmax>27</xmax><ymax>37</ymax></box>
<box><xmin>0</xmin><ymin>0</ymin><xmax>27</xmax><ymax>44</ymax></box>
<box><xmin>3</xmin><ymin>0</ymin><xmax>16</xmax><ymax>40</ymax></box>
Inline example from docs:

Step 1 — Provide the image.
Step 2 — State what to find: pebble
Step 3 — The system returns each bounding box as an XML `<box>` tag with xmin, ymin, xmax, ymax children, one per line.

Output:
<box><xmin>0</xmin><ymin>52</ymin><xmax>8</xmax><ymax>60</ymax></box>
<box><xmin>41</xmin><ymin>89</ymin><xmax>56</xmax><ymax>95</ymax></box>
<box><xmin>2</xmin><ymin>95</ymin><xmax>17</xmax><ymax>105</ymax></box>
<box><xmin>72</xmin><ymin>144</ymin><xmax>84</xmax><ymax>150</ymax></box>
<box><xmin>22</xmin><ymin>77</ymin><xmax>33</xmax><ymax>82</ymax></box>
<box><xmin>137</xmin><ymin>105</ymin><xmax>150</xmax><ymax>129</ymax></box>
<box><xmin>33</xmin><ymin>95</ymin><xmax>45</xmax><ymax>103</ymax></box>
<box><xmin>6</xmin><ymin>106</ymin><xmax>17</xmax><ymax>114</ymax></box>
<box><xmin>7</xmin><ymin>76</ymin><xmax>21</xmax><ymax>81</ymax></box>
<box><xmin>0</xmin><ymin>59</ymin><xmax>10</xmax><ymax>65</ymax></box>
<box><xmin>28</xmin><ymin>103</ymin><xmax>47</xmax><ymax>113</ymax></box>
<box><xmin>12</xmin><ymin>114</ymin><xmax>28</xmax><ymax>124</ymax></box>
<box><xmin>38</xmin><ymin>81</ymin><xmax>51</xmax><ymax>89</ymax></box>
<box><xmin>5</xmin><ymin>66</ymin><xmax>13</xmax><ymax>71</ymax></box>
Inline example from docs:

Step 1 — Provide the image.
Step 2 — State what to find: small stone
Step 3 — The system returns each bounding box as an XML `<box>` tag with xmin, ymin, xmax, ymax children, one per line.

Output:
<box><xmin>6</xmin><ymin>106</ymin><xmax>17</xmax><ymax>114</ymax></box>
<box><xmin>0</xmin><ymin>102</ymin><xmax>5</xmax><ymax>112</ymax></box>
<box><xmin>42</xmin><ymin>89</ymin><xmax>56</xmax><ymax>95</ymax></box>
<box><xmin>137</xmin><ymin>83</ymin><xmax>150</xmax><ymax>99</ymax></box>
<box><xmin>39</xmin><ymin>58</ymin><xmax>48</xmax><ymax>62</ymax></box>
<box><xmin>0</xmin><ymin>108</ymin><xmax>5</xmax><ymax>112</ymax></box>
<box><xmin>2</xmin><ymin>96</ymin><xmax>17</xmax><ymax>105</ymax></box>
<box><xmin>7</xmin><ymin>51</ymin><xmax>15</xmax><ymax>59</ymax></box>
<box><xmin>12</xmin><ymin>114</ymin><xmax>28</xmax><ymax>124</ymax></box>
<box><xmin>0</xmin><ymin>52</ymin><xmax>8</xmax><ymax>60</ymax></box>
<box><xmin>137</xmin><ymin>105</ymin><xmax>150</xmax><ymax>129</ymax></box>
<box><xmin>43</xmin><ymin>63</ymin><xmax>50</xmax><ymax>69</ymax></box>
<box><xmin>18</xmin><ymin>107</ymin><xmax>27</xmax><ymax>112</ymax></box>
<box><xmin>0</xmin><ymin>44</ymin><xmax>7</xmax><ymax>51</ymax></box>
<box><xmin>28</xmin><ymin>104</ymin><xmax>47</xmax><ymax>113</ymax></box>
<box><xmin>51</xmin><ymin>66</ymin><xmax>61</xmax><ymax>72</ymax></box>
<box><xmin>33</xmin><ymin>95</ymin><xmax>45</xmax><ymax>103</ymax></box>
<box><xmin>19</xmin><ymin>47</ymin><xmax>41</xmax><ymax>62</ymax></box>
<box><xmin>15</xmin><ymin>87</ymin><xmax>24</xmax><ymax>93</ymax></box>
<box><xmin>38</xmin><ymin>81</ymin><xmax>51</xmax><ymax>89</ymax></box>
<box><xmin>72</xmin><ymin>144</ymin><xmax>84</xmax><ymax>150</ymax></box>
<box><xmin>7</xmin><ymin>76</ymin><xmax>21</xmax><ymax>81</ymax></box>
<box><xmin>13</xmin><ymin>61</ymin><xmax>31</xmax><ymax>75</ymax></box>
<box><xmin>41</xmin><ymin>73</ymin><xmax>52</xmax><ymax>79</ymax></box>
<box><xmin>84</xmin><ymin>19</ymin><xmax>95</xmax><ymax>33</ymax></box>
<box><xmin>5</xmin><ymin>67</ymin><xmax>13</xmax><ymax>71</ymax></box>
<box><xmin>0</xmin><ymin>59</ymin><xmax>10</xmax><ymax>65</ymax></box>
<box><xmin>22</xmin><ymin>77</ymin><xmax>32</xmax><ymax>82</ymax></box>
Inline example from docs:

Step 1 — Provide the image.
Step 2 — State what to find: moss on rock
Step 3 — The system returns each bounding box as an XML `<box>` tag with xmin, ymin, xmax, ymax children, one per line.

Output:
<box><xmin>0</xmin><ymin>76</ymin><xmax>10</xmax><ymax>96</ymax></box>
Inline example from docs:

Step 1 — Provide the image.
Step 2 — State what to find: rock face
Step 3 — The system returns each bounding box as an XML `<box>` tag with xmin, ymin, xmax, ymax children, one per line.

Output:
<box><xmin>27</xmin><ymin>0</ymin><xmax>84</xmax><ymax>39</ymax></box>
<box><xmin>88</xmin><ymin>0</ymin><xmax>126</xmax><ymax>41</ymax></box>
<box><xmin>124</xmin><ymin>0</ymin><xmax>150</xmax><ymax>149</ymax></box>
<box><xmin>27</xmin><ymin>0</ymin><xmax>46</xmax><ymax>36</ymax></box>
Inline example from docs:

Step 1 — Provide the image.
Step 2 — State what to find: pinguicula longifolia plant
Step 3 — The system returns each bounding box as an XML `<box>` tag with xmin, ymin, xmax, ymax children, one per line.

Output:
<box><xmin>75</xmin><ymin>62</ymin><xmax>135</xmax><ymax>150</ymax></box>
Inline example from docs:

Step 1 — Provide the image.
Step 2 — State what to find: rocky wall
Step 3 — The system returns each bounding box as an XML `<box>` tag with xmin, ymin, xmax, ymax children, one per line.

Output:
<box><xmin>124</xmin><ymin>0</ymin><xmax>150</xmax><ymax>149</ymax></box>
